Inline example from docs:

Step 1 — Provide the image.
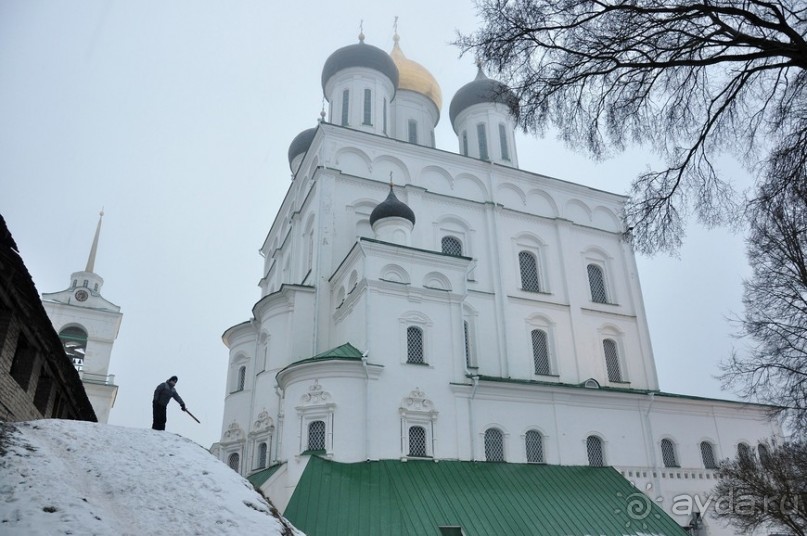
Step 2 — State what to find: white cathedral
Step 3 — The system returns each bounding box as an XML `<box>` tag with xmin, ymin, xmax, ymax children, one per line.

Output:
<box><xmin>211</xmin><ymin>31</ymin><xmax>780</xmax><ymax>536</ymax></box>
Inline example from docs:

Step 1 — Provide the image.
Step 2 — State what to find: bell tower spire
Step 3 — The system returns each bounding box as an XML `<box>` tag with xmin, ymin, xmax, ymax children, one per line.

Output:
<box><xmin>85</xmin><ymin>209</ymin><xmax>104</xmax><ymax>273</ymax></box>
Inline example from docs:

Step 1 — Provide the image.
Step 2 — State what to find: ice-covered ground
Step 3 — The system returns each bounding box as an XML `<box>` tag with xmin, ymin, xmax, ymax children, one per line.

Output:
<box><xmin>0</xmin><ymin>419</ymin><xmax>302</xmax><ymax>535</ymax></box>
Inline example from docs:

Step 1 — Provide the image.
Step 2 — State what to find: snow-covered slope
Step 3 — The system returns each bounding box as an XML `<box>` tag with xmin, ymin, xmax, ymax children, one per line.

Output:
<box><xmin>0</xmin><ymin>420</ymin><xmax>302</xmax><ymax>535</ymax></box>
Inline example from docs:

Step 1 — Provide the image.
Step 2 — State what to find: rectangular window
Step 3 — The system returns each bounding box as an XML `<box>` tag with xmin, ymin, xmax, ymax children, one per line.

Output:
<box><xmin>363</xmin><ymin>89</ymin><xmax>372</xmax><ymax>125</ymax></box>
<box><xmin>461</xmin><ymin>131</ymin><xmax>468</xmax><ymax>156</ymax></box>
<box><xmin>33</xmin><ymin>367</ymin><xmax>53</xmax><ymax>415</ymax></box>
<box><xmin>477</xmin><ymin>124</ymin><xmax>489</xmax><ymax>160</ymax></box>
<box><xmin>341</xmin><ymin>89</ymin><xmax>349</xmax><ymax>126</ymax></box>
<box><xmin>499</xmin><ymin>123</ymin><xmax>510</xmax><ymax>160</ymax></box>
<box><xmin>408</xmin><ymin>119</ymin><xmax>418</xmax><ymax>144</ymax></box>
<box><xmin>383</xmin><ymin>98</ymin><xmax>387</xmax><ymax>134</ymax></box>
<box><xmin>10</xmin><ymin>335</ymin><xmax>34</xmax><ymax>390</ymax></box>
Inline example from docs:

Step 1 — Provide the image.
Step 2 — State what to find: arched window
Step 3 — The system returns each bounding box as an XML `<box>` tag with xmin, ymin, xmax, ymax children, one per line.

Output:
<box><xmin>525</xmin><ymin>430</ymin><xmax>544</xmax><ymax>463</ymax></box>
<box><xmin>499</xmin><ymin>123</ymin><xmax>510</xmax><ymax>161</ymax></box>
<box><xmin>531</xmin><ymin>329</ymin><xmax>551</xmax><ymax>375</ymax></box>
<box><xmin>603</xmin><ymin>339</ymin><xmax>622</xmax><ymax>382</ymax></box>
<box><xmin>407</xmin><ymin>326</ymin><xmax>424</xmax><ymax>364</ymax></box>
<box><xmin>236</xmin><ymin>366</ymin><xmax>246</xmax><ymax>392</ymax></box>
<box><xmin>484</xmin><ymin>428</ymin><xmax>504</xmax><ymax>462</ymax></box>
<box><xmin>308</xmin><ymin>420</ymin><xmax>325</xmax><ymax>451</ymax></box>
<box><xmin>758</xmin><ymin>444</ymin><xmax>771</xmax><ymax>466</ymax></box>
<box><xmin>587</xmin><ymin>435</ymin><xmax>604</xmax><ymax>466</ymax></box>
<box><xmin>227</xmin><ymin>452</ymin><xmax>240</xmax><ymax>472</ymax></box>
<box><xmin>58</xmin><ymin>326</ymin><xmax>88</xmax><ymax>369</ymax></box>
<box><xmin>518</xmin><ymin>251</ymin><xmax>541</xmax><ymax>292</ymax></box>
<box><xmin>661</xmin><ymin>439</ymin><xmax>679</xmax><ymax>468</ymax></box>
<box><xmin>477</xmin><ymin>123</ymin><xmax>489</xmax><ymax>161</ymax></box>
<box><xmin>408</xmin><ymin>426</ymin><xmax>427</xmax><ymax>457</ymax></box>
<box><xmin>441</xmin><ymin>236</ymin><xmax>463</xmax><ymax>257</ymax></box>
<box><xmin>700</xmin><ymin>441</ymin><xmax>718</xmax><ymax>469</ymax></box>
<box><xmin>256</xmin><ymin>442</ymin><xmax>268</xmax><ymax>469</ymax></box>
<box><xmin>738</xmin><ymin>442</ymin><xmax>752</xmax><ymax>461</ymax></box>
<box><xmin>587</xmin><ymin>264</ymin><xmax>608</xmax><ymax>303</ymax></box>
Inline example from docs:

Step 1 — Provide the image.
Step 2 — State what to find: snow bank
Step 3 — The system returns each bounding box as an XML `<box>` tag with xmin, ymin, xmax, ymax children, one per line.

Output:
<box><xmin>0</xmin><ymin>419</ymin><xmax>302</xmax><ymax>535</ymax></box>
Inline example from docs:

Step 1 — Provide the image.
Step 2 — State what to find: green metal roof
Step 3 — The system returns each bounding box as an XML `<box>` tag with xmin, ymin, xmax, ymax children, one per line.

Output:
<box><xmin>285</xmin><ymin>456</ymin><xmax>688</xmax><ymax>536</ymax></box>
<box><xmin>277</xmin><ymin>343</ymin><xmax>365</xmax><ymax>375</ymax></box>
<box><xmin>247</xmin><ymin>463</ymin><xmax>284</xmax><ymax>489</ymax></box>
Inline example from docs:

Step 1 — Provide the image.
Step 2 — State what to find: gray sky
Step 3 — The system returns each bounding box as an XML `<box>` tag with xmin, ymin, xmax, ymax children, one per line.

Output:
<box><xmin>1</xmin><ymin>1</ymin><xmax>754</xmax><ymax>448</ymax></box>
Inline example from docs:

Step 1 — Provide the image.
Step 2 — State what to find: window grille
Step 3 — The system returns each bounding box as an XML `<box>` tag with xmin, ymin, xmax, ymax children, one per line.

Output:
<box><xmin>236</xmin><ymin>366</ymin><xmax>246</xmax><ymax>391</ymax></box>
<box><xmin>308</xmin><ymin>420</ymin><xmax>326</xmax><ymax>451</ymax></box>
<box><xmin>531</xmin><ymin>329</ymin><xmax>551</xmax><ymax>375</ymax></box>
<box><xmin>408</xmin><ymin>119</ymin><xmax>418</xmax><ymax>144</ymax></box>
<box><xmin>407</xmin><ymin>327</ymin><xmax>424</xmax><ymax>364</ymax></box>
<box><xmin>363</xmin><ymin>89</ymin><xmax>372</xmax><ymax>125</ymax></box>
<box><xmin>757</xmin><ymin>444</ymin><xmax>771</xmax><ymax>466</ymax></box>
<box><xmin>587</xmin><ymin>436</ymin><xmax>604</xmax><ymax>466</ymax></box>
<box><xmin>484</xmin><ymin>428</ymin><xmax>504</xmax><ymax>462</ymax></box>
<box><xmin>700</xmin><ymin>441</ymin><xmax>717</xmax><ymax>469</ymax></box>
<box><xmin>499</xmin><ymin>123</ymin><xmax>509</xmax><ymax>161</ymax></box>
<box><xmin>477</xmin><ymin>124</ymin><xmax>489</xmax><ymax>160</ymax></box>
<box><xmin>738</xmin><ymin>443</ymin><xmax>752</xmax><ymax>461</ymax></box>
<box><xmin>462</xmin><ymin>131</ymin><xmax>468</xmax><ymax>156</ymax></box>
<box><xmin>603</xmin><ymin>339</ymin><xmax>622</xmax><ymax>382</ymax></box>
<box><xmin>525</xmin><ymin>431</ymin><xmax>544</xmax><ymax>463</ymax></box>
<box><xmin>257</xmin><ymin>442</ymin><xmax>267</xmax><ymax>469</ymax></box>
<box><xmin>661</xmin><ymin>439</ymin><xmax>679</xmax><ymax>468</ymax></box>
<box><xmin>464</xmin><ymin>321</ymin><xmax>472</xmax><ymax>368</ymax></box>
<box><xmin>228</xmin><ymin>452</ymin><xmax>240</xmax><ymax>472</ymax></box>
<box><xmin>587</xmin><ymin>264</ymin><xmax>608</xmax><ymax>303</ymax></box>
<box><xmin>341</xmin><ymin>89</ymin><xmax>349</xmax><ymax>126</ymax></box>
<box><xmin>408</xmin><ymin>426</ymin><xmax>427</xmax><ymax>457</ymax></box>
<box><xmin>519</xmin><ymin>251</ymin><xmax>540</xmax><ymax>292</ymax></box>
<box><xmin>441</xmin><ymin>236</ymin><xmax>463</xmax><ymax>256</ymax></box>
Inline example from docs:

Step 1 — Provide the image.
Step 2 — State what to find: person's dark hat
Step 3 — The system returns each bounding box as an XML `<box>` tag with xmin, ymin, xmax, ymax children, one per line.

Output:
<box><xmin>168</xmin><ymin>376</ymin><xmax>178</xmax><ymax>382</ymax></box>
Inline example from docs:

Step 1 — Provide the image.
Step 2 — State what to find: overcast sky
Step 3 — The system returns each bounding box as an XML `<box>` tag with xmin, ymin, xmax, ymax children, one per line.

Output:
<box><xmin>1</xmin><ymin>1</ymin><xmax>755</xmax><ymax>448</ymax></box>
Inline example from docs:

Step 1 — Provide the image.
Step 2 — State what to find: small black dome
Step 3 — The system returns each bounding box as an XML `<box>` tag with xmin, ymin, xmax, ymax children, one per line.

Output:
<box><xmin>288</xmin><ymin>127</ymin><xmax>317</xmax><ymax>170</ymax></box>
<box><xmin>369</xmin><ymin>186</ymin><xmax>416</xmax><ymax>226</ymax></box>
<box><xmin>321</xmin><ymin>40</ymin><xmax>399</xmax><ymax>94</ymax></box>
<box><xmin>449</xmin><ymin>67</ymin><xmax>519</xmax><ymax>132</ymax></box>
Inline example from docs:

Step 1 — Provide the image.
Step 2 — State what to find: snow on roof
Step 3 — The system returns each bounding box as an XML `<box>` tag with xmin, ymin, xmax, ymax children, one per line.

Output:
<box><xmin>0</xmin><ymin>419</ymin><xmax>302</xmax><ymax>536</ymax></box>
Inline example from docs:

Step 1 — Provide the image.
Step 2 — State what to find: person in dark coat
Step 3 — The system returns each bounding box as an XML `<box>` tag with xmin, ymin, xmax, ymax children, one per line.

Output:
<box><xmin>152</xmin><ymin>375</ymin><xmax>186</xmax><ymax>430</ymax></box>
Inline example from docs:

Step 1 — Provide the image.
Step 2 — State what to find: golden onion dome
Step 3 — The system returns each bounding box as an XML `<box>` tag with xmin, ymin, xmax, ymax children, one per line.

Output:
<box><xmin>389</xmin><ymin>33</ymin><xmax>442</xmax><ymax>112</ymax></box>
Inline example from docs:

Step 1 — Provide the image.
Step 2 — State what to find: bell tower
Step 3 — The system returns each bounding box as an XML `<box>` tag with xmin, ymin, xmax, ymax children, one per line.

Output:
<box><xmin>41</xmin><ymin>210</ymin><xmax>123</xmax><ymax>423</ymax></box>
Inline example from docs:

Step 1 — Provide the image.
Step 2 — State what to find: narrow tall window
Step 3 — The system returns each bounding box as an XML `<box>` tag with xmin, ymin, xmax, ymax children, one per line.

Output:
<box><xmin>408</xmin><ymin>119</ymin><xmax>418</xmax><ymax>144</ymax></box>
<box><xmin>341</xmin><ymin>89</ymin><xmax>349</xmax><ymax>126</ymax></box>
<box><xmin>477</xmin><ymin>124</ymin><xmax>489</xmax><ymax>160</ymax></box>
<box><xmin>308</xmin><ymin>420</ymin><xmax>325</xmax><ymax>451</ymax></box>
<box><xmin>383</xmin><ymin>98</ymin><xmax>387</xmax><ymax>134</ymax></box>
<box><xmin>758</xmin><ymin>444</ymin><xmax>771</xmax><ymax>466</ymax></box>
<box><xmin>228</xmin><ymin>452</ymin><xmax>240</xmax><ymax>472</ymax></box>
<box><xmin>700</xmin><ymin>441</ymin><xmax>717</xmax><ymax>469</ymax></box>
<box><xmin>587</xmin><ymin>436</ymin><xmax>604</xmax><ymax>466</ymax></box>
<box><xmin>407</xmin><ymin>326</ymin><xmax>424</xmax><ymax>364</ymax></box>
<box><xmin>441</xmin><ymin>236</ymin><xmax>463</xmax><ymax>256</ymax></box>
<box><xmin>33</xmin><ymin>368</ymin><xmax>53</xmax><ymax>414</ymax></box>
<box><xmin>464</xmin><ymin>321</ymin><xmax>472</xmax><ymax>368</ymax></box>
<box><xmin>257</xmin><ymin>442</ymin><xmax>268</xmax><ymax>469</ymax></box>
<box><xmin>10</xmin><ymin>335</ymin><xmax>34</xmax><ymax>389</ymax></box>
<box><xmin>235</xmin><ymin>367</ymin><xmax>247</xmax><ymax>391</ymax></box>
<box><xmin>587</xmin><ymin>264</ymin><xmax>608</xmax><ymax>303</ymax></box>
<box><xmin>738</xmin><ymin>442</ymin><xmax>752</xmax><ymax>462</ymax></box>
<box><xmin>518</xmin><ymin>251</ymin><xmax>540</xmax><ymax>292</ymax></box>
<box><xmin>531</xmin><ymin>329</ymin><xmax>551</xmax><ymax>375</ymax></box>
<box><xmin>462</xmin><ymin>131</ymin><xmax>469</xmax><ymax>156</ymax></box>
<box><xmin>484</xmin><ymin>428</ymin><xmax>504</xmax><ymax>462</ymax></box>
<box><xmin>499</xmin><ymin>123</ymin><xmax>510</xmax><ymax>161</ymax></box>
<box><xmin>603</xmin><ymin>339</ymin><xmax>622</xmax><ymax>382</ymax></box>
<box><xmin>363</xmin><ymin>88</ymin><xmax>372</xmax><ymax>125</ymax></box>
<box><xmin>525</xmin><ymin>430</ymin><xmax>544</xmax><ymax>463</ymax></box>
<box><xmin>661</xmin><ymin>439</ymin><xmax>679</xmax><ymax>468</ymax></box>
<box><xmin>408</xmin><ymin>426</ymin><xmax>427</xmax><ymax>457</ymax></box>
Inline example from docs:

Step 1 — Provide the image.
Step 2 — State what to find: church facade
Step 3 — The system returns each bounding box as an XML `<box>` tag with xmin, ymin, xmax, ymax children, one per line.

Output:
<box><xmin>212</xmin><ymin>32</ymin><xmax>779</xmax><ymax>535</ymax></box>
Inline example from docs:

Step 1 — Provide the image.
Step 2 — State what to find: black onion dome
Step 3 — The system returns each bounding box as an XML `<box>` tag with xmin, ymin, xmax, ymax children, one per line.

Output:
<box><xmin>369</xmin><ymin>186</ymin><xmax>416</xmax><ymax>226</ymax></box>
<box><xmin>321</xmin><ymin>40</ymin><xmax>399</xmax><ymax>93</ymax></box>
<box><xmin>288</xmin><ymin>127</ymin><xmax>317</xmax><ymax>169</ymax></box>
<box><xmin>449</xmin><ymin>66</ymin><xmax>519</xmax><ymax>132</ymax></box>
